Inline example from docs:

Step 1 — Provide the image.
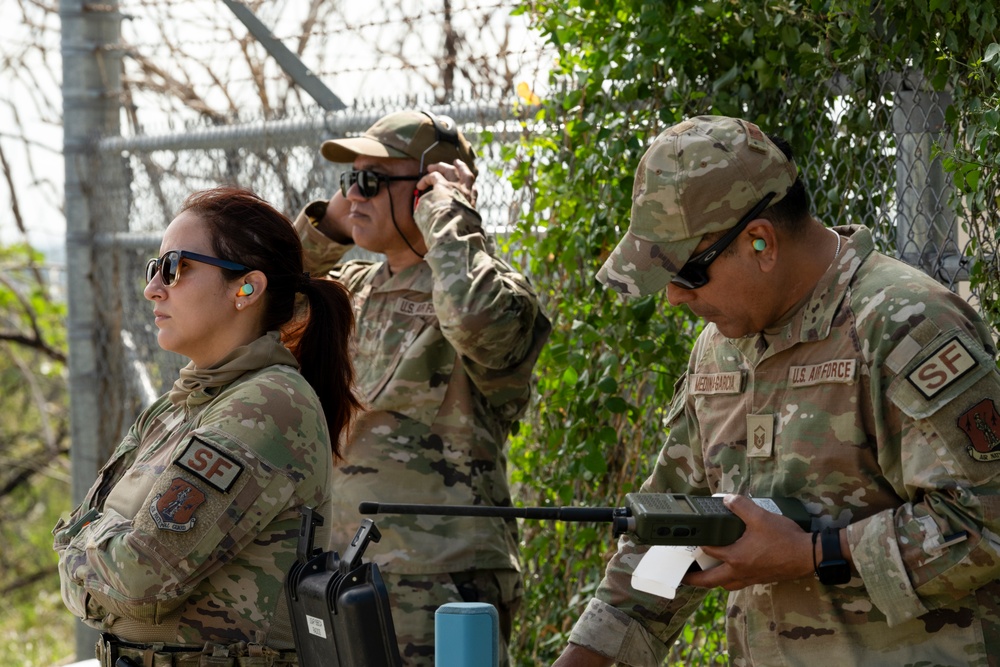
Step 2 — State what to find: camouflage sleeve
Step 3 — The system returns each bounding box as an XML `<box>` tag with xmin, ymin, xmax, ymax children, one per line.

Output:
<box><xmin>54</xmin><ymin>417</ymin><xmax>148</xmax><ymax>620</ymax></box>
<box><xmin>291</xmin><ymin>199</ymin><xmax>353</xmax><ymax>273</ymax></box>
<box><xmin>571</xmin><ymin>372</ymin><xmax>713</xmax><ymax>662</ymax></box>
<box><xmin>413</xmin><ymin>184</ymin><xmax>547</xmax><ymax>383</ymax></box>
<box><xmin>57</xmin><ymin>372</ymin><xmax>325</xmax><ymax>625</ymax></box>
<box><xmin>847</xmin><ymin>314</ymin><xmax>1000</xmax><ymax>626</ymax></box>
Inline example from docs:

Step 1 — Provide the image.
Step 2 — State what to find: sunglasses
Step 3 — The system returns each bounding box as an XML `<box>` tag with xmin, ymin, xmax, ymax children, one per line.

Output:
<box><xmin>145</xmin><ymin>250</ymin><xmax>250</xmax><ymax>287</ymax></box>
<box><xmin>340</xmin><ymin>169</ymin><xmax>425</xmax><ymax>199</ymax></box>
<box><xmin>670</xmin><ymin>192</ymin><xmax>777</xmax><ymax>290</ymax></box>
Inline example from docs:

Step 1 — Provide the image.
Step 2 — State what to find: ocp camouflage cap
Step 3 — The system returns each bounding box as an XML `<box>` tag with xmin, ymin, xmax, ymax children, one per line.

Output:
<box><xmin>597</xmin><ymin>115</ymin><xmax>797</xmax><ymax>297</ymax></box>
<box><xmin>321</xmin><ymin>110</ymin><xmax>478</xmax><ymax>176</ymax></box>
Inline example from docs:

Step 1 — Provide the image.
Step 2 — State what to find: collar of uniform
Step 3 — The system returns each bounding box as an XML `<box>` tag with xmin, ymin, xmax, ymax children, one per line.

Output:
<box><xmin>750</xmin><ymin>225</ymin><xmax>872</xmax><ymax>360</ymax></box>
<box><xmin>369</xmin><ymin>258</ymin><xmax>433</xmax><ymax>292</ymax></box>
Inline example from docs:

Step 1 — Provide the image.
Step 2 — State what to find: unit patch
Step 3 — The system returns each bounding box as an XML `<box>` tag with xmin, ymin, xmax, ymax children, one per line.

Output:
<box><xmin>789</xmin><ymin>359</ymin><xmax>856</xmax><ymax>387</ymax></box>
<box><xmin>689</xmin><ymin>372</ymin><xmax>744</xmax><ymax>395</ymax></box>
<box><xmin>149</xmin><ymin>477</ymin><xmax>206</xmax><ymax>532</ymax></box>
<box><xmin>175</xmin><ymin>437</ymin><xmax>243</xmax><ymax>492</ymax></box>
<box><xmin>907</xmin><ymin>337</ymin><xmax>977</xmax><ymax>399</ymax></box>
<box><xmin>959</xmin><ymin>398</ymin><xmax>1000</xmax><ymax>462</ymax></box>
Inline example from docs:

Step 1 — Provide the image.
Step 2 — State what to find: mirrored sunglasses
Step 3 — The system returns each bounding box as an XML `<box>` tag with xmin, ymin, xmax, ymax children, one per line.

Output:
<box><xmin>670</xmin><ymin>192</ymin><xmax>777</xmax><ymax>290</ymax></box>
<box><xmin>145</xmin><ymin>250</ymin><xmax>251</xmax><ymax>287</ymax></box>
<box><xmin>339</xmin><ymin>169</ymin><xmax>424</xmax><ymax>199</ymax></box>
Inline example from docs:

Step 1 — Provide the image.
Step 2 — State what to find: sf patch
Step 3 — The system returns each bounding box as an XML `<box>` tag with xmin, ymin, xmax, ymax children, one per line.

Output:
<box><xmin>175</xmin><ymin>436</ymin><xmax>244</xmax><ymax>492</ymax></box>
<box><xmin>960</xmin><ymin>398</ymin><xmax>1000</xmax><ymax>462</ymax></box>
<box><xmin>907</xmin><ymin>336</ymin><xmax>977</xmax><ymax>399</ymax></box>
<box><xmin>149</xmin><ymin>477</ymin><xmax>206</xmax><ymax>532</ymax></box>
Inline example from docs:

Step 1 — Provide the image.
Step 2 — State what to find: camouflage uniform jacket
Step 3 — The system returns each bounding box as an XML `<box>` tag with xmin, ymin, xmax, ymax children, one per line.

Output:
<box><xmin>293</xmin><ymin>187</ymin><xmax>550</xmax><ymax>574</ymax></box>
<box><xmin>569</xmin><ymin>225</ymin><xmax>1000</xmax><ymax>666</ymax></box>
<box><xmin>53</xmin><ymin>333</ymin><xmax>333</xmax><ymax>648</ymax></box>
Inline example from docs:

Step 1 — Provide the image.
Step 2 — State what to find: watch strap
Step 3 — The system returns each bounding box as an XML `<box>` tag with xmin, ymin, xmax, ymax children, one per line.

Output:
<box><xmin>811</xmin><ymin>530</ymin><xmax>820</xmax><ymax>577</ymax></box>
<box><xmin>821</xmin><ymin>527</ymin><xmax>842</xmax><ymax>561</ymax></box>
<box><xmin>818</xmin><ymin>526</ymin><xmax>851</xmax><ymax>585</ymax></box>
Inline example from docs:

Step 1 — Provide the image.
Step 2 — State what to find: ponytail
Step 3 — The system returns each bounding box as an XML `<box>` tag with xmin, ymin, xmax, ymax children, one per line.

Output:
<box><xmin>283</xmin><ymin>277</ymin><xmax>362</xmax><ymax>461</ymax></box>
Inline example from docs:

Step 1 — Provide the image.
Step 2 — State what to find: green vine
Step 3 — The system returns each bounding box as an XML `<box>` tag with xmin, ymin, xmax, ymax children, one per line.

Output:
<box><xmin>503</xmin><ymin>1</ymin><xmax>999</xmax><ymax>663</ymax></box>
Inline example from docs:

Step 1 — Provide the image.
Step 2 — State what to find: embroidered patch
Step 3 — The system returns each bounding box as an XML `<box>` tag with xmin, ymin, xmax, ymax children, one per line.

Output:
<box><xmin>746</xmin><ymin>414</ymin><xmax>774</xmax><ymax>458</ymax></box>
<box><xmin>149</xmin><ymin>477</ymin><xmax>206</xmax><ymax>532</ymax></box>
<box><xmin>743</xmin><ymin>121</ymin><xmax>769</xmax><ymax>154</ymax></box>
<box><xmin>960</xmin><ymin>398</ymin><xmax>1000</xmax><ymax>462</ymax></box>
<box><xmin>907</xmin><ymin>337</ymin><xmax>977</xmax><ymax>399</ymax></box>
<box><xmin>789</xmin><ymin>359</ymin><xmax>856</xmax><ymax>387</ymax></box>
<box><xmin>394</xmin><ymin>298</ymin><xmax>435</xmax><ymax>316</ymax></box>
<box><xmin>689</xmin><ymin>372</ymin><xmax>744</xmax><ymax>395</ymax></box>
<box><xmin>175</xmin><ymin>437</ymin><xmax>243</xmax><ymax>492</ymax></box>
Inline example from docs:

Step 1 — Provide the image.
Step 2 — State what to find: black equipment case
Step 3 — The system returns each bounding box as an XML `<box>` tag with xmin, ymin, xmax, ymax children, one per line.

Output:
<box><xmin>285</xmin><ymin>508</ymin><xmax>401</xmax><ymax>667</ymax></box>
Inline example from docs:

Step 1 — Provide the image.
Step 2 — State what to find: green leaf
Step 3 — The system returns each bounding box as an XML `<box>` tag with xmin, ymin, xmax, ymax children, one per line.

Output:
<box><xmin>597</xmin><ymin>376</ymin><xmax>619</xmax><ymax>393</ymax></box>
<box><xmin>985</xmin><ymin>42</ymin><xmax>1000</xmax><ymax>63</ymax></box>
<box><xmin>605</xmin><ymin>396</ymin><xmax>628</xmax><ymax>413</ymax></box>
<box><xmin>629</xmin><ymin>295</ymin><xmax>657</xmax><ymax>322</ymax></box>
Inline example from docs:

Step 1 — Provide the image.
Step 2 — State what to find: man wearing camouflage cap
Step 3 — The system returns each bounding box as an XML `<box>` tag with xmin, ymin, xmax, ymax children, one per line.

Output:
<box><xmin>554</xmin><ymin>115</ymin><xmax>1000</xmax><ymax>666</ymax></box>
<box><xmin>292</xmin><ymin>110</ymin><xmax>550</xmax><ymax>666</ymax></box>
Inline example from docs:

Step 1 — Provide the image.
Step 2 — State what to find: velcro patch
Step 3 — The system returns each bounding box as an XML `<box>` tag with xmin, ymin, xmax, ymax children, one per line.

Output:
<box><xmin>175</xmin><ymin>437</ymin><xmax>243</xmax><ymax>493</ymax></box>
<box><xmin>394</xmin><ymin>298</ymin><xmax>435</xmax><ymax>316</ymax></box>
<box><xmin>789</xmin><ymin>359</ymin><xmax>856</xmax><ymax>387</ymax></box>
<box><xmin>149</xmin><ymin>477</ymin><xmax>206</xmax><ymax>532</ymax></box>
<box><xmin>747</xmin><ymin>414</ymin><xmax>774</xmax><ymax>458</ymax></box>
<box><xmin>960</xmin><ymin>398</ymin><xmax>1000</xmax><ymax>462</ymax></box>
<box><xmin>744</xmin><ymin>121</ymin><xmax>769</xmax><ymax>154</ymax></box>
<box><xmin>907</xmin><ymin>336</ymin><xmax>977</xmax><ymax>399</ymax></box>
<box><xmin>689</xmin><ymin>372</ymin><xmax>744</xmax><ymax>395</ymax></box>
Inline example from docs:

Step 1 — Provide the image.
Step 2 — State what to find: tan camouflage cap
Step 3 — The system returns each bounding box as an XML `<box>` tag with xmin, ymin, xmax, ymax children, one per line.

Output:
<box><xmin>321</xmin><ymin>110</ymin><xmax>478</xmax><ymax>176</ymax></box>
<box><xmin>597</xmin><ymin>115</ymin><xmax>797</xmax><ymax>297</ymax></box>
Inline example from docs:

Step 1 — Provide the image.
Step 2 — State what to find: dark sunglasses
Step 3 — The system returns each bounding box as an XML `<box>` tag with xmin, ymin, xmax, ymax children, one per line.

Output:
<box><xmin>145</xmin><ymin>250</ymin><xmax>250</xmax><ymax>287</ymax></box>
<box><xmin>670</xmin><ymin>192</ymin><xmax>777</xmax><ymax>290</ymax></box>
<box><xmin>339</xmin><ymin>169</ymin><xmax>425</xmax><ymax>199</ymax></box>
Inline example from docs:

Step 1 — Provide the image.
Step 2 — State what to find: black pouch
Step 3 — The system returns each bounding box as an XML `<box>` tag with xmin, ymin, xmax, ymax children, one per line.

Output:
<box><xmin>285</xmin><ymin>508</ymin><xmax>401</xmax><ymax>667</ymax></box>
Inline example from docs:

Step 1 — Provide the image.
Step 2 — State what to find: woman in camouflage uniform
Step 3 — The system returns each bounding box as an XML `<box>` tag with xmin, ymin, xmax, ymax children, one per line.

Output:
<box><xmin>54</xmin><ymin>187</ymin><xmax>362</xmax><ymax>667</ymax></box>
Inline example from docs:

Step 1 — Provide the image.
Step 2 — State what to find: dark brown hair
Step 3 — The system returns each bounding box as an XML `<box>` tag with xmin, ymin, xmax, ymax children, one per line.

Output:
<box><xmin>180</xmin><ymin>186</ymin><xmax>361</xmax><ymax>460</ymax></box>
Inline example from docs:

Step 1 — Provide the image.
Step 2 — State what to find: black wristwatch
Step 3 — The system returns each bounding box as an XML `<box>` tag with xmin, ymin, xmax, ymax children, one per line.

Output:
<box><xmin>816</xmin><ymin>527</ymin><xmax>852</xmax><ymax>585</ymax></box>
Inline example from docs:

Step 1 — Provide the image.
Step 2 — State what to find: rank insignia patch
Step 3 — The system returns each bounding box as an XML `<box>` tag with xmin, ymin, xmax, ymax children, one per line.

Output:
<box><xmin>960</xmin><ymin>398</ymin><xmax>1000</xmax><ymax>462</ymax></box>
<box><xmin>150</xmin><ymin>477</ymin><xmax>206</xmax><ymax>532</ymax></box>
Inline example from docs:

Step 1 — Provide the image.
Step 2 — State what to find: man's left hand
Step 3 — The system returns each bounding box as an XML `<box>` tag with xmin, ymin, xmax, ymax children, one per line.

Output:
<box><xmin>681</xmin><ymin>494</ymin><xmax>815</xmax><ymax>591</ymax></box>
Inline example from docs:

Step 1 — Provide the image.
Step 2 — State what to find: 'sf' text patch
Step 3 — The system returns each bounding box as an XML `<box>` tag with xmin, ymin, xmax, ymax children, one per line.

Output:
<box><xmin>175</xmin><ymin>437</ymin><xmax>243</xmax><ymax>492</ymax></box>
<box><xmin>908</xmin><ymin>337</ymin><xmax>977</xmax><ymax>399</ymax></box>
<box><xmin>689</xmin><ymin>372</ymin><xmax>744</xmax><ymax>395</ymax></box>
<box><xmin>789</xmin><ymin>359</ymin><xmax>857</xmax><ymax>387</ymax></box>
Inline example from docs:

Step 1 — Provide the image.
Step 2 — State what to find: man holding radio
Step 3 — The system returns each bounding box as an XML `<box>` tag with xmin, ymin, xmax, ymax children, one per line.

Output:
<box><xmin>554</xmin><ymin>115</ymin><xmax>1000</xmax><ymax>665</ymax></box>
<box><xmin>292</xmin><ymin>110</ymin><xmax>550</xmax><ymax>666</ymax></box>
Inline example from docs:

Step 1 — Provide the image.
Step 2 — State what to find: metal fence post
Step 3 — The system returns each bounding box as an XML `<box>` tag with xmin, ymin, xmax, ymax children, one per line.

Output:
<box><xmin>891</xmin><ymin>69</ymin><xmax>963</xmax><ymax>287</ymax></box>
<box><xmin>60</xmin><ymin>0</ymin><xmax>124</xmax><ymax>658</ymax></box>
